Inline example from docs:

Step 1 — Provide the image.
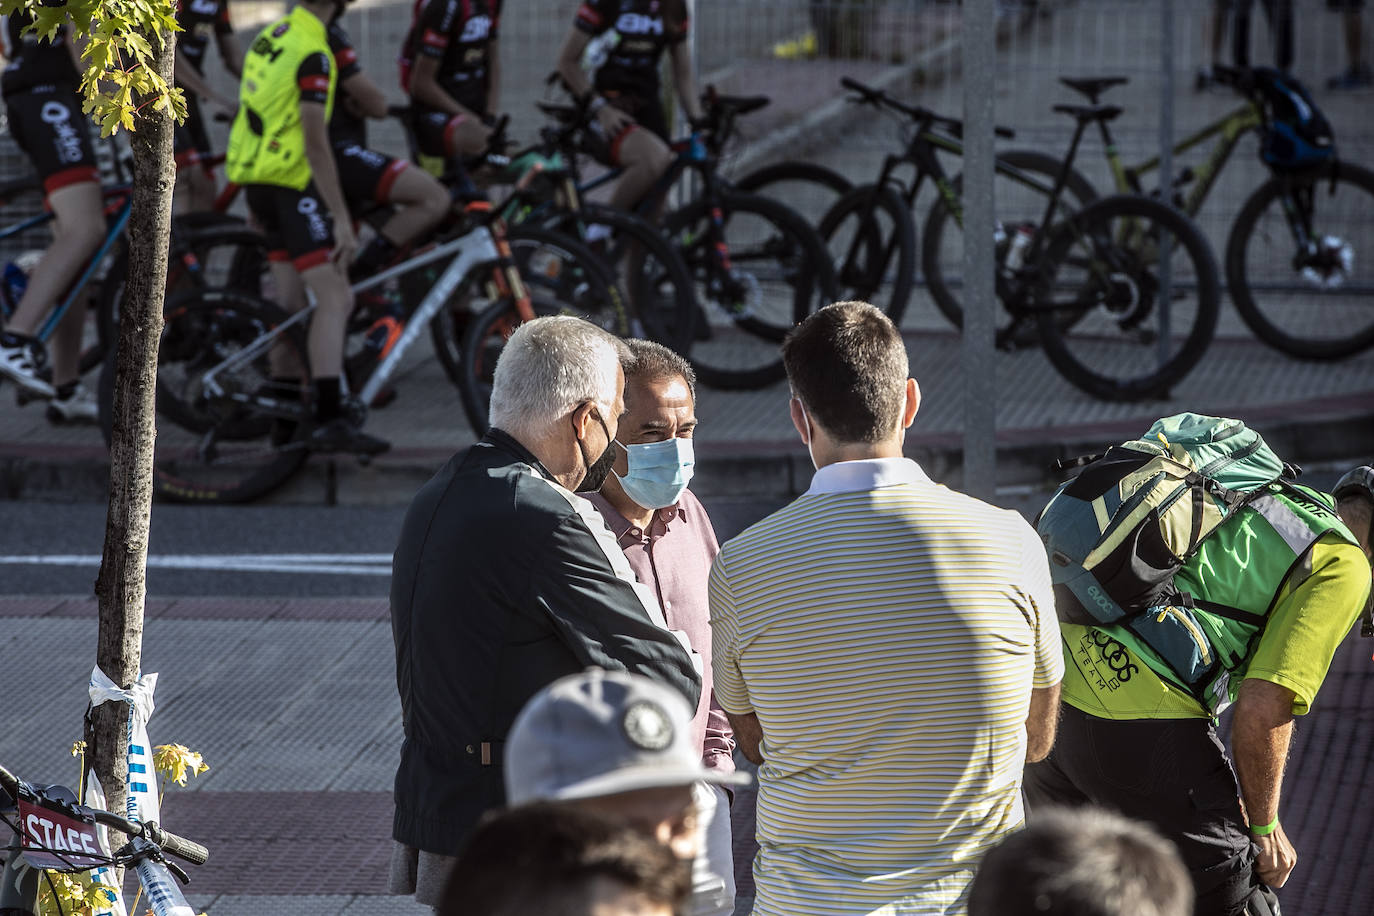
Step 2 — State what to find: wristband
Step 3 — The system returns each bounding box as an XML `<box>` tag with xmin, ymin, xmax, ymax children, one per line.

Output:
<box><xmin>1249</xmin><ymin>816</ymin><xmax>1279</xmax><ymax>836</ymax></box>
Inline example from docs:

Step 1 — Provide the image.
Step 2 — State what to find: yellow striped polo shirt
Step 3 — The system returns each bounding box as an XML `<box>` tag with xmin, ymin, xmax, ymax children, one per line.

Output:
<box><xmin>709</xmin><ymin>457</ymin><xmax>1062</xmax><ymax>915</ymax></box>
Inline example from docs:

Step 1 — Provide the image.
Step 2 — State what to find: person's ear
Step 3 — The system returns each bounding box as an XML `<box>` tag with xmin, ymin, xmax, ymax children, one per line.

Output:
<box><xmin>789</xmin><ymin>397</ymin><xmax>810</xmax><ymax>445</ymax></box>
<box><xmin>902</xmin><ymin>378</ymin><xmax>920</xmax><ymax>429</ymax></box>
<box><xmin>570</xmin><ymin>400</ymin><xmax>596</xmax><ymax>441</ymax></box>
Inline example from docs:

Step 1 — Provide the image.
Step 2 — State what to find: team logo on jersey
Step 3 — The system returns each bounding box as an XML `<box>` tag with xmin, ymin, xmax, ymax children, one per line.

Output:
<box><xmin>615</xmin><ymin>11</ymin><xmax>663</xmax><ymax>36</ymax></box>
<box><xmin>458</xmin><ymin>14</ymin><xmax>492</xmax><ymax>43</ymax></box>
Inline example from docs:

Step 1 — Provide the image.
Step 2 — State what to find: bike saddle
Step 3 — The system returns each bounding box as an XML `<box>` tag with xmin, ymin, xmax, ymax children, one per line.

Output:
<box><xmin>1052</xmin><ymin>103</ymin><xmax>1124</xmax><ymax>124</ymax></box>
<box><xmin>537</xmin><ymin>102</ymin><xmax>583</xmax><ymax>125</ymax></box>
<box><xmin>1059</xmin><ymin>76</ymin><xmax>1129</xmax><ymax>103</ymax></box>
<box><xmin>712</xmin><ymin>94</ymin><xmax>770</xmax><ymax>115</ymax></box>
<box><xmin>0</xmin><ymin>176</ymin><xmax>41</xmax><ymax>205</ymax></box>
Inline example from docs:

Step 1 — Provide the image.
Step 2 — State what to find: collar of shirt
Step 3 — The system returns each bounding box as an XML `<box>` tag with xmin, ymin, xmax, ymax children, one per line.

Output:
<box><xmin>806</xmin><ymin>456</ymin><xmax>931</xmax><ymax>495</ymax></box>
<box><xmin>483</xmin><ymin>428</ymin><xmax>558</xmax><ymax>482</ymax></box>
<box><xmin>584</xmin><ymin>492</ymin><xmax>687</xmax><ymax>545</ymax></box>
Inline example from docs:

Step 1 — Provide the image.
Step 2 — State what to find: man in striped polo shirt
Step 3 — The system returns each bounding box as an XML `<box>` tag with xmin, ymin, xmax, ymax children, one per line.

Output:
<box><xmin>709</xmin><ymin>301</ymin><xmax>1063</xmax><ymax>915</ymax></box>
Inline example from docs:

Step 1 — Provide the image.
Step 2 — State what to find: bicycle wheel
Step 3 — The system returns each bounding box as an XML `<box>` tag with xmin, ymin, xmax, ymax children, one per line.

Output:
<box><xmin>95</xmin><ymin>214</ymin><xmax>260</xmax><ymax>353</ymax></box>
<box><xmin>142</xmin><ymin>289</ymin><xmax>312</xmax><ymax>503</ymax></box>
<box><xmin>1225</xmin><ymin>160</ymin><xmax>1374</xmax><ymax>359</ymax></box>
<box><xmin>1035</xmin><ymin>195</ymin><xmax>1221</xmax><ymax>401</ymax></box>
<box><xmin>543</xmin><ymin>204</ymin><xmax>697</xmax><ymax>355</ymax></box>
<box><xmin>664</xmin><ymin>191</ymin><xmax>839</xmax><ymax>390</ymax></box>
<box><xmin>922</xmin><ymin>150</ymin><xmax>1099</xmax><ymax>332</ymax></box>
<box><xmin>815</xmin><ymin>182</ymin><xmax>917</xmax><ymax>323</ymax></box>
<box><xmin>96</xmin><ymin>223</ymin><xmax>269</xmax><ymax>439</ymax></box>
<box><xmin>429</xmin><ymin>227</ymin><xmax>624</xmax><ymax>430</ymax></box>
<box><xmin>732</xmin><ymin>161</ymin><xmax>854</xmax><ymax>231</ymax></box>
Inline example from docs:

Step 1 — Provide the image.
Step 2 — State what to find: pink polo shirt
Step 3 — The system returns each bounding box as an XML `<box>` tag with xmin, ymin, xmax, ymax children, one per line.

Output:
<box><xmin>584</xmin><ymin>488</ymin><xmax>736</xmax><ymax>774</ymax></box>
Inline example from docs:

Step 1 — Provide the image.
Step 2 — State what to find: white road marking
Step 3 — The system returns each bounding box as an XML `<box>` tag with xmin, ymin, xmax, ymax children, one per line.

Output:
<box><xmin>0</xmin><ymin>554</ymin><xmax>392</xmax><ymax>576</ymax></box>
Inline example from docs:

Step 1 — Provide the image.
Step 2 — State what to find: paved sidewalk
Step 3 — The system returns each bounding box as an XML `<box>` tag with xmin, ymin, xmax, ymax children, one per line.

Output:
<box><xmin>4</xmin><ymin>593</ymin><xmax>1374</xmax><ymax>913</ymax></box>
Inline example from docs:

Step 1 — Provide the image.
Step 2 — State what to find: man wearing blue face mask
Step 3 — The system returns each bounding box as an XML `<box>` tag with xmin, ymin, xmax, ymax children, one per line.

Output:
<box><xmin>584</xmin><ymin>338</ymin><xmax>738</xmax><ymax>916</ymax></box>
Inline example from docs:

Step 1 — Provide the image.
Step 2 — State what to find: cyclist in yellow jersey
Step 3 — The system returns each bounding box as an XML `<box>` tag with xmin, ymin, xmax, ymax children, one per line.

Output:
<box><xmin>227</xmin><ymin>0</ymin><xmax>386</xmax><ymax>455</ymax></box>
<box><xmin>1025</xmin><ymin>467</ymin><xmax>1374</xmax><ymax>916</ymax></box>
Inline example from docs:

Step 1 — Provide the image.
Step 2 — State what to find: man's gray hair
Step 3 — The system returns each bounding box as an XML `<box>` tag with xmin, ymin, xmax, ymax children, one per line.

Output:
<box><xmin>488</xmin><ymin>317</ymin><xmax>630</xmax><ymax>440</ymax></box>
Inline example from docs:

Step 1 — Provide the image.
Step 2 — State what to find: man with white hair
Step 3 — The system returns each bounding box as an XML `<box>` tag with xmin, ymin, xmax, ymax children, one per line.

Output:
<box><xmin>388</xmin><ymin>316</ymin><xmax>702</xmax><ymax>909</ymax></box>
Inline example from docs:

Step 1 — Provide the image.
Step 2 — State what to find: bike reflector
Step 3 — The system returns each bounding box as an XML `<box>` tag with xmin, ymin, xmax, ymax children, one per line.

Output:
<box><xmin>17</xmin><ymin>797</ymin><xmax>107</xmax><ymax>871</ymax></box>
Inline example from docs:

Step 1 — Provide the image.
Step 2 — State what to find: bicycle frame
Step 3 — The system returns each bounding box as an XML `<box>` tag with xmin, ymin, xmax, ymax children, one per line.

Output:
<box><xmin>0</xmin><ymin>187</ymin><xmax>132</xmax><ymax>342</ymax></box>
<box><xmin>1099</xmin><ymin>102</ymin><xmax>1264</xmax><ymax>218</ymax></box>
<box><xmin>200</xmin><ymin>222</ymin><xmax>509</xmax><ymax>411</ymax></box>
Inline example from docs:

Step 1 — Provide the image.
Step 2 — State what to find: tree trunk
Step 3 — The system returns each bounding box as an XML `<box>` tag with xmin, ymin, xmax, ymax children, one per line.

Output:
<box><xmin>88</xmin><ymin>23</ymin><xmax>177</xmax><ymax>818</ymax></box>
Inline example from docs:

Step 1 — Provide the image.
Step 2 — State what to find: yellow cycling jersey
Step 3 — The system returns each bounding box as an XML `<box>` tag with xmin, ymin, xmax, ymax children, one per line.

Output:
<box><xmin>226</xmin><ymin>6</ymin><xmax>335</xmax><ymax>190</ymax></box>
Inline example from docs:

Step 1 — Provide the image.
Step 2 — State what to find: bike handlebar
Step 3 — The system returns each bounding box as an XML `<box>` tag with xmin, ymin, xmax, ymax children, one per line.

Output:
<box><xmin>1</xmin><ymin>764</ymin><xmax>210</xmax><ymax>867</ymax></box>
<box><xmin>840</xmin><ymin>76</ymin><xmax>1015</xmax><ymax>139</ymax></box>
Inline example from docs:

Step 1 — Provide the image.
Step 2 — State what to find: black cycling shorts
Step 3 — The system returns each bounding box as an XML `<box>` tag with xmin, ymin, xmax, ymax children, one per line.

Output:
<box><xmin>586</xmin><ymin>93</ymin><xmax>670</xmax><ymax>167</ymax></box>
<box><xmin>410</xmin><ymin>102</ymin><xmax>488</xmax><ymax>159</ymax></box>
<box><xmin>173</xmin><ymin>94</ymin><xmax>213</xmax><ymax>170</ymax></box>
<box><xmin>5</xmin><ymin>84</ymin><xmax>99</xmax><ymax>196</ymax></box>
<box><xmin>333</xmin><ymin>142</ymin><xmax>410</xmax><ymax>207</ymax></box>
<box><xmin>244</xmin><ymin>183</ymin><xmax>335</xmax><ymax>272</ymax></box>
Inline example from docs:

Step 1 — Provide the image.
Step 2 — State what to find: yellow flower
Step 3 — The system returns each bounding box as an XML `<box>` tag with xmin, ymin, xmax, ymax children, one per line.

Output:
<box><xmin>70</xmin><ymin>740</ymin><xmax>87</xmax><ymax>757</ymax></box>
<box><xmin>152</xmin><ymin>744</ymin><xmax>210</xmax><ymax>787</ymax></box>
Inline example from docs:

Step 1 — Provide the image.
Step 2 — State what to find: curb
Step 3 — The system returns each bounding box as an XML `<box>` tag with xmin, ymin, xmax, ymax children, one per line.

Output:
<box><xmin>5</xmin><ymin>390</ymin><xmax>1371</xmax><ymax>506</ymax></box>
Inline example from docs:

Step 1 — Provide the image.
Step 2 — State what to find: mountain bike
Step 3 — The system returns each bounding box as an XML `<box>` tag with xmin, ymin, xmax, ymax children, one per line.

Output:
<box><xmin>740</xmin><ymin>77</ymin><xmax>1101</xmax><ymax>333</ymax></box>
<box><xmin>533</xmin><ymin>89</ymin><xmax>840</xmax><ymax>391</ymax></box>
<box><xmin>1057</xmin><ymin>68</ymin><xmax>1374</xmax><ymax>359</ymax></box>
<box><xmin>0</xmin><ymin>763</ymin><xmax>208</xmax><ymax>916</ymax></box>
<box><xmin>123</xmin><ymin>208</ymin><xmax>612</xmax><ymax>503</ymax></box>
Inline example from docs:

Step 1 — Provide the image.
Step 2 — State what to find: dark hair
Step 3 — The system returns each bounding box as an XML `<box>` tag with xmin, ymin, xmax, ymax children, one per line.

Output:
<box><xmin>781</xmin><ymin>301</ymin><xmax>908</xmax><ymax>444</ymax></box>
<box><xmin>623</xmin><ymin>338</ymin><xmax>696</xmax><ymax>404</ymax></box>
<box><xmin>967</xmin><ymin>807</ymin><xmax>1193</xmax><ymax>916</ymax></box>
<box><xmin>439</xmin><ymin>803</ymin><xmax>691</xmax><ymax>916</ymax></box>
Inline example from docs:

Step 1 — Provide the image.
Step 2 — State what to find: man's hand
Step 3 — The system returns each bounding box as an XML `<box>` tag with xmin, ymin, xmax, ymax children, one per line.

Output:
<box><xmin>332</xmin><ymin>217</ymin><xmax>358</xmax><ymax>267</ymax></box>
<box><xmin>597</xmin><ymin>103</ymin><xmax>635</xmax><ymax>137</ymax></box>
<box><xmin>1254</xmin><ymin>821</ymin><xmax>1297</xmax><ymax>888</ymax></box>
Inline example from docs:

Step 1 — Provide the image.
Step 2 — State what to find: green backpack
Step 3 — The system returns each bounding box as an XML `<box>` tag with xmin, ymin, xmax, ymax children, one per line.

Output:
<box><xmin>1035</xmin><ymin>413</ymin><xmax>1301</xmax><ymax>698</ymax></box>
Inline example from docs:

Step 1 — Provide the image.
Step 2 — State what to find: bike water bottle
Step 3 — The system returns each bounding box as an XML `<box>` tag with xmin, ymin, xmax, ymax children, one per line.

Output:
<box><xmin>1004</xmin><ymin>224</ymin><xmax>1035</xmax><ymax>271</ymax></box>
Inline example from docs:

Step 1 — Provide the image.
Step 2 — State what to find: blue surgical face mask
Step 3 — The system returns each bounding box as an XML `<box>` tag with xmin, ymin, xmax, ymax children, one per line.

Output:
<box><xmin>614</xmin><ymin>437</ymin><xmax>695</xmax><ymax>510</ymax></box>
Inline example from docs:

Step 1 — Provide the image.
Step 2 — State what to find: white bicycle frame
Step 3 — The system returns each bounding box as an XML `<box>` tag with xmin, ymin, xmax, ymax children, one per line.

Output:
<box><xmin>200</xmin><ymin>223</ymin><xmax>502</xmax><ymax>407</ymax></box>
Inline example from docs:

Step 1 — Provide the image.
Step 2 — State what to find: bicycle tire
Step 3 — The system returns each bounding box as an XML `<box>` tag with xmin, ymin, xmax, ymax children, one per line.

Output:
<box><xmin>542</xmin><ymin>204</ymin><xmax>698</xmax><ymax>356</ymax></box>
<box><xmin>142</xmin><ymin>289</ymin><xmax>311</xmax><ymax>504</ymax></box>
<box><xmin>432</xmin><ymin>227</ymin><xmax>624</xmax><ymax>431</ymax></box>
<box><xmin>96</xmin><ymin>223</ymin><xmax>269</xmax><ymax>439</ymax></box>
<box><xmin>732</xmin><ymin>161</ymin><xmax>854</xmax><ymax>231</ymax></box>
<box><xmin>95</xmin><ymin>216</ymin><xmax>262</xmax><ymax>352</ymax></box>
<box><xmin>816</xmin><ymin>182</ymin><xmax>917</xmax><ymax>323</ymax></box>
<box><xmin>1035</xmin><ymin>194</ymin><xmax>1221</xmax><ymax>401</ymax></box>
<box><xmin>1225</xmin><ymin>159</ymin><xmax>1374</xmax><ymax>359</ymax></box>
<box><xmin>664</xmin><ymin>191</ymin><xmax>839</xmax><ymax>390</ymax></box>
<box><xmin>922</xmin><ymin>149</ymin><xmax>1100</xmax><ymax>332</ymax></box>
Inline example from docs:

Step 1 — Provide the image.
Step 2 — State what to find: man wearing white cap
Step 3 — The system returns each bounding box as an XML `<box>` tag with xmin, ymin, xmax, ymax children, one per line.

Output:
<box><xmin>505</xmin><ymin>668</ymin><xmax>751</xmax><ymax>912</ymax></box>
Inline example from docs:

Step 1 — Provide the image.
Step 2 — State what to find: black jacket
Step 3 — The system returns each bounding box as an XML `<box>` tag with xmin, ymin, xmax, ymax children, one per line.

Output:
<box><xmin>390</xmin><ymin>430</ymin><xmax>702</xmax><ymax>854</ymax></box>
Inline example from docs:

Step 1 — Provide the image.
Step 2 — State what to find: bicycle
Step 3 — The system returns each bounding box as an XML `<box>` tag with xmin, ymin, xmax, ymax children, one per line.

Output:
<box><xmin>0</xmin><ymin>763</ymin><xmax>208</xmax><ymax>916</ymax></box>
<box><xmin>1057</xmin><ymin>68</ymin><xmax>1374</xmax><ymax>359</ymax></box>
<box><xmin>530</xmin><ymin>88</ymin><xmax>840</xmax><ymax>391</ymax></box>
<box><xmin>129</xmin><ymin>201</ymin><xmax>618</xmax><ymax>503</ymax></box>
<box><xmin>739</xmin><ymin>77</ymin><xmax>1100</xmax><ymax>334</ymax></box>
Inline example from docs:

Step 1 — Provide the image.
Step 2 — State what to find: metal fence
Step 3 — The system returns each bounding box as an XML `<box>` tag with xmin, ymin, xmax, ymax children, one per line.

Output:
<box><xmin>1</xmin><ymin>1</ymin><xmax>1369</xmax><ymax>272</ymax></box>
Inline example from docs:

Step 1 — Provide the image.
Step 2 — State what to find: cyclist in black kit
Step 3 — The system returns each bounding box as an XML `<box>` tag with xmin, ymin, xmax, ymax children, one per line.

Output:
<box><xmin>399</xmin><ymin>0</ymin><xmax>502</xmax><ymax>169</ymax></box>
<box><xmin>0</xmin><ymin>10</ymin><xmax>103</xmax><ymax>420</ymax></box>
<box><xmin>172</xmin><ymin>0</ymin><xmax>243</xmax><ymax>212</ymax></box>
<box><xmin>327</xmin><ymin>13</ymin><xmax>448</xmax><ymax>277</ymax></box>
<box><xmin>556</xmin><ymin>0</ymin><xmax>703</xmax><ymax>214</ymax></box>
